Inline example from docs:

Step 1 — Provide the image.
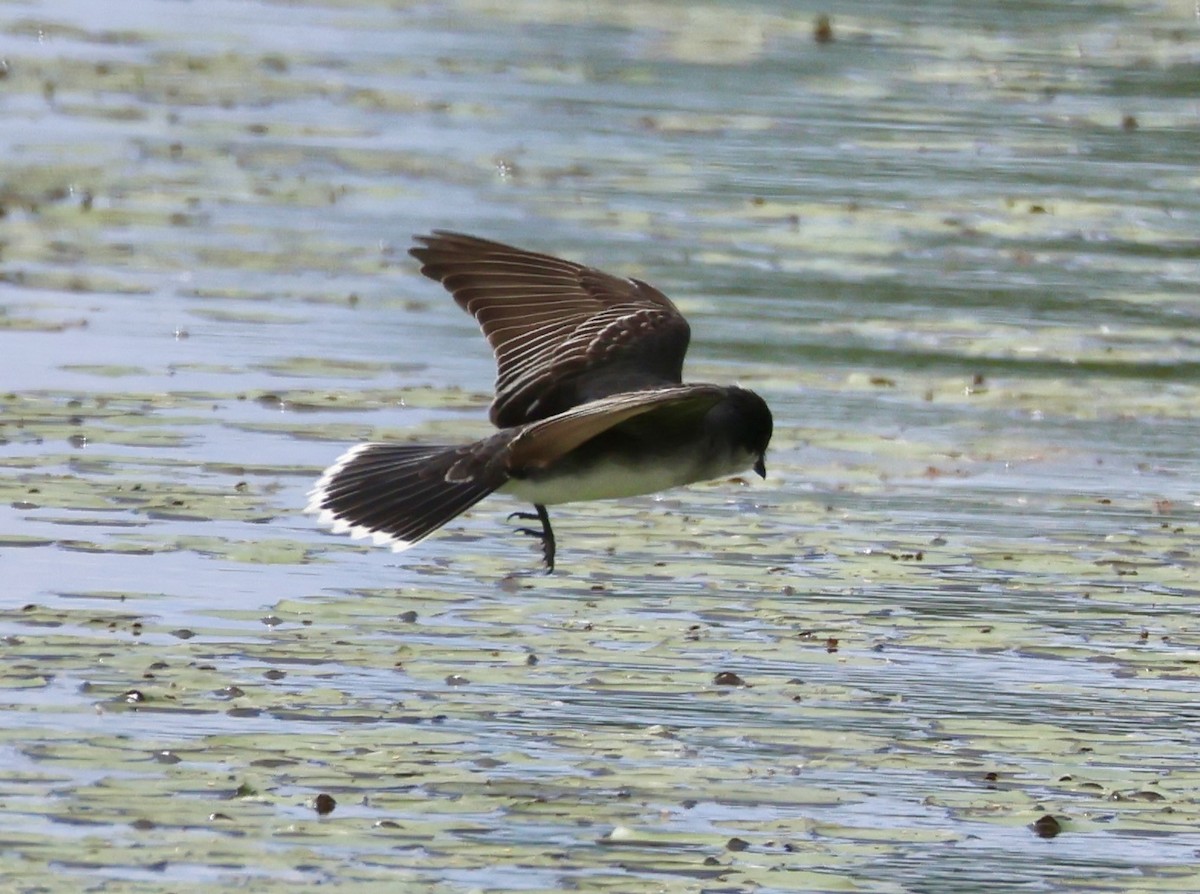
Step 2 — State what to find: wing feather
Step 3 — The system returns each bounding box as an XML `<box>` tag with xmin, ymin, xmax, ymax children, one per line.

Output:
<box><xmin>507</xmin><ymin>385</ymin><xmax>725</xmax><ymax>470</ymax></box>
<box><xmin>410</xmin><ymin>231</ymin><xmax>691</xmax><ymax>427</ymax></box>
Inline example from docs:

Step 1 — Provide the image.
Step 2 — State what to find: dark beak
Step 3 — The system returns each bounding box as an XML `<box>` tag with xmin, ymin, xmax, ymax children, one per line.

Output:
<box><xmin>753</xmin><ymin>456</ymin><xmax>767</xmax><ymax>479</ymax></box>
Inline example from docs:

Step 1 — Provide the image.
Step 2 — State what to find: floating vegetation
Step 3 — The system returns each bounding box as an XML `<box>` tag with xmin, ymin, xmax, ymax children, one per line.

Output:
<box><xmin>1</xmin><ymin>0</ymin><xmax>1197</xmax><ymax>890</ymax></box>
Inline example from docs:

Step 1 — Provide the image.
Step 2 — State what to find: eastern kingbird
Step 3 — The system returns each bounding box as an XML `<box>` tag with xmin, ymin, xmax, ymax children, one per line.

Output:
<box><xmin>307</xmin><ymin>231</ymin><xmax>773</xmax><ymax>571</ymax></box>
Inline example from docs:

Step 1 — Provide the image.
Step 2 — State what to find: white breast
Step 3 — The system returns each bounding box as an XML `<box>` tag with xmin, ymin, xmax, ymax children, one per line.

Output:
<box><xmin>500</xmin><ymin>448</ymin><xmax>755</xmax><ymax>506</ymax></box>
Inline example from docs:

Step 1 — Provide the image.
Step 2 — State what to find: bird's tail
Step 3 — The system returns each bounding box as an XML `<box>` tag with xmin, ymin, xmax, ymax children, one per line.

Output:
<box><xmin>306</xmin><ymin>440</ymin><xmax>508</xmax><ymax>551</ymax></box>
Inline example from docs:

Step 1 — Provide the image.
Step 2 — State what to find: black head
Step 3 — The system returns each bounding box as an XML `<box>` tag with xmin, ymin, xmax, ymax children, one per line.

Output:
<box><xmin>716</xmin><ymin>387</ymin><xmax>773</xmax><ymax>478</ymax></box>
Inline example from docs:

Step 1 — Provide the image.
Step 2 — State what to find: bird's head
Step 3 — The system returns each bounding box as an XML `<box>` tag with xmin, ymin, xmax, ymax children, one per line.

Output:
<box><xmin>722</xmin><ymin>387</ymin><xmax>773</xmax><ymax>479</ymax></box>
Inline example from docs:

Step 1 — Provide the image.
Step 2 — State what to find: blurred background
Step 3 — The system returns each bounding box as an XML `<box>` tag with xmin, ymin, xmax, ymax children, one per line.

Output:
<box><xmin>1</xmin><ymin>1</ymin><xmax>1198</xmax><ymax>890</ymax></box>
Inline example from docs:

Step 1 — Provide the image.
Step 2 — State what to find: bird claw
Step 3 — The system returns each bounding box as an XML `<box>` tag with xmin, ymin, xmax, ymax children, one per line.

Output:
<box><xmin>507</xmin><ymin>505</ymin><xmax>556</xmax><ymax>573</ymax></box>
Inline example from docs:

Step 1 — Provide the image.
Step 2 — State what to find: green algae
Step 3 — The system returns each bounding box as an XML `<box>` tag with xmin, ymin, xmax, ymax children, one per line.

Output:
<box><xmin>2</xmin><ymin>0</ymin><xmax>1199</xmax><ymax>891</ymax></box>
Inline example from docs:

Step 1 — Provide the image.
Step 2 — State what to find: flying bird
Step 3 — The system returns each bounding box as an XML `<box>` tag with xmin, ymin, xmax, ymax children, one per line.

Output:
<box><xmin>307</xmin><ymin>231</ymin><xmax>773</xmax><ymax>571</ymax></box>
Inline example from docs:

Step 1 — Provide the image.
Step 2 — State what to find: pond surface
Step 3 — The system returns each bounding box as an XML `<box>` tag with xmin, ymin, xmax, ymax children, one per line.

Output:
<box><xmin>2</xmin><ymin>0</ymin><xmax>1199</xmax><ymax>891</ymax></box>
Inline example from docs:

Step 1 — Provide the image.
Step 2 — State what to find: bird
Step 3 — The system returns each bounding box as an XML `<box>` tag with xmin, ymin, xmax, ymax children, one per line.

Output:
<box><xmin>306</xmin><ymin>231</ymin><xmax>773</xmax><ymax>572</ymax></box>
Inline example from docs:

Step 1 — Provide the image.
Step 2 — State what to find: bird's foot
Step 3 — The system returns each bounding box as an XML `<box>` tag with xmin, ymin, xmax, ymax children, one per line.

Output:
<box><xmin>506</xmin><ymin>504</ymin><xmax>556</xmax><ymax>573</ymax></box>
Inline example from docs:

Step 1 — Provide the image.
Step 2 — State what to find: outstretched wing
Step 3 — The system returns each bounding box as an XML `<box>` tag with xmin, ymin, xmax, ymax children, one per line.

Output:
<box><xmin>506</xmin><ymin>384</ymin><xmax>726</xmax><ymax>470</ymax></box>
<box><xmin>410</xmin><ymin>231</ymin><xmax>691</xmax><ymax>428</ymax></box>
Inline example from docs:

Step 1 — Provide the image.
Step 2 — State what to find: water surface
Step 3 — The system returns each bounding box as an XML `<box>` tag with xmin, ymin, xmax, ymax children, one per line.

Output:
<box><xmin>2</xmin><ymin>1</ymin><xmax>1199</xmax><ymax>891</ymax></box>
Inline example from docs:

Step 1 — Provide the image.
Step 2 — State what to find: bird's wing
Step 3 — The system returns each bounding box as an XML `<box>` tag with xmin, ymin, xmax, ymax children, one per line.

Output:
<box><xmin>507</xmin><ymin>385</ymin><xmax>725</xmax><ymax>470</ymax></box>
<box><xmin>410</xmin><ymin>231</ymin><xmax>692</xmax><ymax>428</ymax></box>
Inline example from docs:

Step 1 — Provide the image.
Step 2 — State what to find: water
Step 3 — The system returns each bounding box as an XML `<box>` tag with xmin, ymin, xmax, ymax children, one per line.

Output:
<box><xmin>2</xmin><ymin>1</ymin><xmax>1199</xmax><ymax>891</ymax></box>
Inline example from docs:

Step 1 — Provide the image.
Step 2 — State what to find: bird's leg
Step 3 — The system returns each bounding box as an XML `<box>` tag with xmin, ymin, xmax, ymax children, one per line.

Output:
<box><xmin>506</xmin><ymin>504</ymin><xmax>556</xmax><ymax>573</ymax></box>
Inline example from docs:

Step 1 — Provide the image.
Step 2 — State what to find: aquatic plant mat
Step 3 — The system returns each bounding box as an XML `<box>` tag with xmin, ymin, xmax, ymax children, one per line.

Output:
<box><xmin>3</xmin><ymin>0</ymin><xmax>1199</xmax><ymax>891</ymax></box>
